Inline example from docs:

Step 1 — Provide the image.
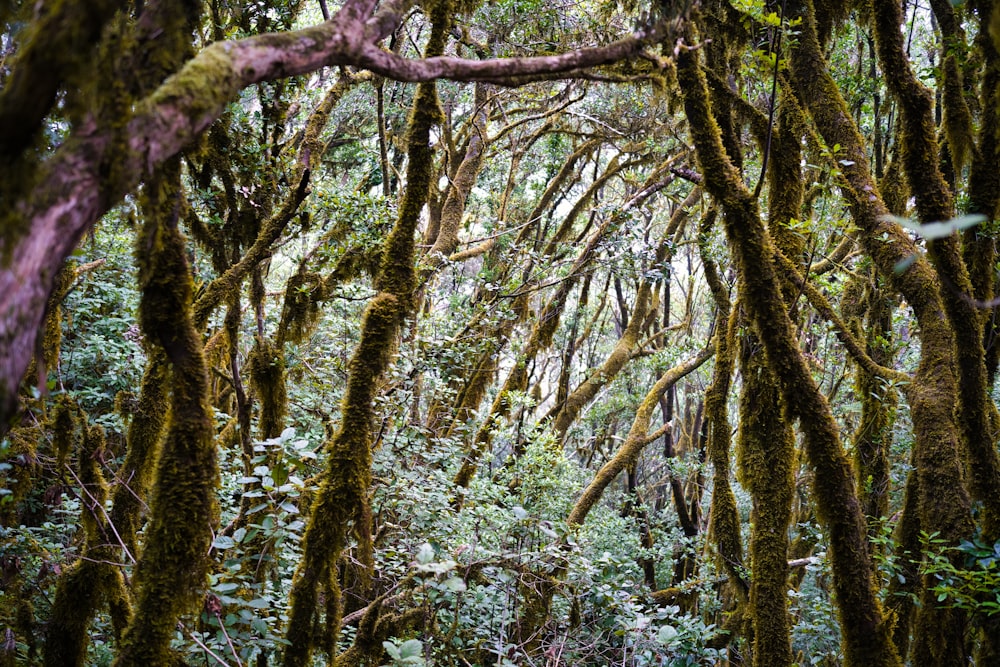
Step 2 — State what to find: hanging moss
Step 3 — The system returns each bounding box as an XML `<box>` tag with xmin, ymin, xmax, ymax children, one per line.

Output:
<box><xmin>277</xmin><ymin>270</ymin><xmax>322</xmax><ymax>344</ymax></box>
<box><xmin>248</xmin><ymin>339</ymin><xmax>287</xmax><ymax>440</ymax></box>
<box><xmin>40</xmin><ymin>263</ymin><xmax>74</xmax><ymax>373</ymax></box>
<box><xmin>51</xmin><ymin>393</ymin><xmax>83</xmax><ymax>471</ymax></box>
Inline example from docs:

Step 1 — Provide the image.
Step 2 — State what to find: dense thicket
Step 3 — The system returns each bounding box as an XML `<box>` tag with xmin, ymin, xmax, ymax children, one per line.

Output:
<box><xmin>2</xmin><ymin>0</ymin><xmax>1000</xmax><ymax>665</ymax></box>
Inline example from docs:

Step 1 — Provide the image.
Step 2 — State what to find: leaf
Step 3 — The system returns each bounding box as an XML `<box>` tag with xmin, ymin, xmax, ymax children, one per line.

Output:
<box><xmin>416</xmin><ymin>543</ymin><xmax>435</xmax><ymax>564</ymax></box>
<box><xmin>512</xmin><ymin>505</ymin><xmax>529</xmax><ymax>520</ymax></box>
<box><xmin>441</xmin><ymin>576</ymin><xmax>467</xmax><ymax>592</ymax></box>
<box><xmin>212</xmin><ymin>535</ymin><xmax>235</xmax><ymax>550</ymax></box>
<box><xmin>657</xmin><ymin>624</ymin><xmax>679</xmax><ymax>643</ymax></box>
<box><xmin>884</xmin><ymin>213</ymin><xmax>986</xmax><ymax>240</ymax></box>
<box><xmin>383</xmin><ymin>641</ymin><xmax>401</xmax><ymax>660</ymax></box>
<box><xmin>246</xmin><ymin>598</ymin><xmax>271</xmax><ymax>609</ymax></box>
<box><xmin>280</xmin><ymin>426</ymin><xmax>297</xmax><ymax>441</ymax></box>
<box><xmin>398</xmin><ymin>638</ymin><xmax>423</xmax><ymax>659</ymax></box>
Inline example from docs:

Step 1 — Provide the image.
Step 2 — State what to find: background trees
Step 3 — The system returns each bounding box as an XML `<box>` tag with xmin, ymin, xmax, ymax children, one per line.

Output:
<box><xmin>2</xmin><ymin>0</ymin><xmax>1000</xmax><ymax>664</ymax></box>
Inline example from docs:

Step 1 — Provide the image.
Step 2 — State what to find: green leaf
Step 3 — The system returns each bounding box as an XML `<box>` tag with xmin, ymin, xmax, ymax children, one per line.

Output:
<box><xmin>382</xmin><ymin>641</ymin><xmax>401</xmax><ymax>660</ymax></box>
<box><xmin>398</xmin><ymin>638</ymin><xmax>423</xmax><ymax>659</ymax></box>
<box><xmin>212</xmin><ymin>535</ymin><xmax>235</xmax><ymax>550</ymax></box>
<box><xmin>416</xmin><ymin>543</ymin><xmax>435</xmax><ymax>564</ymax></box>
<box><xmin>657</xmin><ymin>624</ymin><xmax>679</xmax><ymax>643</ymax></box>
<box><xmin>885</xmin><ymin>213</ymin><xmax>986</xmax><ymax>240</ymax></box>
<box><xmin>442</xmin><ymin>576</ymin><xmax>467</xmax><ymax>592</ymax></box>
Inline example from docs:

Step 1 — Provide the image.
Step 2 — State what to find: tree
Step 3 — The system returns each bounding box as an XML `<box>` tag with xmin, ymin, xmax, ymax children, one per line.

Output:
<box><xmin>3</xmin><ymin>0</ymin><xmax>1000</xmax><ymax>665</ymax></box>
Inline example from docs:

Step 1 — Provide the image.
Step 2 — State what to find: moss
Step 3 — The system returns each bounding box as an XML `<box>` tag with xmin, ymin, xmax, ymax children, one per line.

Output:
<box><xmin>78</xmin><ymin>423</ymin><xmax>109</xmax><ymax>542</ymax></box>
<box><xmin>680</xmin><ymin>19</ymin><xmax>900</xmax><ymax>665</ymax></box>
<box><xmin>248</xmin><ymin>339</ymin><xmax>287</xmax><ymax>440</ymax></box>
<box><xmin>845</xmin><ymin>273</ymin><xmax>896</xmax><ymax>537</ymax></box>
<box><xmin>40</xmin><ymin>263</ymin><xmax>74</xmax><ymax>372</ymax></box>
<box><xmin>108</xmin><ymin>349</ymin><xmax>169</xmax><ymax>558</ymax></box>
<box><xmin>737</xmin><ymin>324</ymin><xmax>795</xmax><ymax>667</ymax></box>
<box><xmin>941</xmin><ymin>54</ymin><xmax>976</xmax><ymax>175</ymax></box>
<box><xmin>114</xmin><ymin>161</ymin><xmax>217</xmax><ymax>667</ymax></box>
<box><xmin>278</xmin><ymin>270</ymin><xmax>325</xmax><ymax>345</ymax></box>
<box><xmin>44</xmin><ymin>412</ymin><xmax>131</xmax><ymax>667</ymax></box>
<box><xmin>51</xmin><ymin>394</ymin><xmax>83</xmax><ymax>471</ymax></box>
<box><xmin>875</xmin><ymin>0</ymin><xmax>1000</xmax><ymax>546</ymax></box>
<box><xmin>284</xmin><ymin>6</ymin><xmax>452</xmax><ymax>664</ymax></box>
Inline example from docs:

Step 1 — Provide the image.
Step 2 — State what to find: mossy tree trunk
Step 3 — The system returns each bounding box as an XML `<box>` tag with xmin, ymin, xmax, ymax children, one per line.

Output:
<box><xmin>788</xmin><ymin>1</ymin><xmax>978</xmax><ymax>659</ymax></box>
<box><xmin>282</xmin><ymin>5</ymin><xmax>451</xmax><ymax>665</ymax></box>
<box><xmin>114</xmin><ymin>160</ymin><xmax>219</xmax><ymax>667</ymax></box>
<box><xmin>677</xmin><ymin>20</ymin><xmax>900</xmax><ymax>665</ymax></box>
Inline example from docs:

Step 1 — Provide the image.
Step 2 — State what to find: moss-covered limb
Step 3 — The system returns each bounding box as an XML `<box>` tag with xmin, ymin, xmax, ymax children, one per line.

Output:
<box><xmin>0</xmin><ymin>0</ymin><xmax>121</xmax><ymax>161</ymax></box>
<box><xmin>965</xmin><ymin>13</ymin><xmax>1000</xmax><ymax>380</ymax></box>
<box><xmin>789</xmin><ymin>0</ymin><xmax>977</xmax><ymax>644</ymax></box>
<box><xmin>732</xmin><ymin>94</ymin><xmax>803</xmax><ymax>667</ymax></box>
<box><xmin>678</xmin><ymin>28</ymin><xmax>900</xmax><ymax>665</ymax></box>
<box><xmin>216</xmin><ymin>298</ymin><xmax>259</xmax><ymax>541</ymax></box>
<box><xmin>113</xmin><ymin>161</ymin><xmax>218</xmax><ymax>667</ymax></box>
<box><xmin>566</xmin><ymin>346</ymin><xmax>713</xmax><ymax>527</ymax></box>
<box><xmin>699</xmin><ymin>215</ymin><xmax>747</xmax><ymax>596</ymax></box>
<box><xmin>423</xmin><ymin>82</ymin><xmax>491</xmax><ymax>261</ymax></box>
<box><xmin>283</xmin><ymin>8</ymin><xmax>451</xmax><ymax>665</ymax></box>
<box><xmin>107</xmin><ymin>348</ymin><xmax>168</xmax><ymax>560</ymax></box>
<box><xmin>333</xmin><ymin>595</ymin><xmax>425</xmax><ymax>667</ymax></box>
<box><xmin>873</xmin><ymin>0</ymin><xmax>1000</xmax><ymax>542</ymax></box>
<box><xmin>842</xmin><ymin>273</ymin><xmax>897</xmax><ymax>535</ymax></box>
<box><xmin>926</xmin><ymin>0</ymin><xmax>976</xmax><ymax>175</ymax></box>
<box><xmin>736</xmin><ymin>318</ymin><xmax>795</xmax><ymax>667</ymax></box>
<box><xmin>772</xmin><ymin>249</ymin><xmax>909</xmax><ymax>386</ymax></box>
<box><xmin>807</xmin><ymin>231</ymin><xmax>857</xmax><ymax>275</ymax></box>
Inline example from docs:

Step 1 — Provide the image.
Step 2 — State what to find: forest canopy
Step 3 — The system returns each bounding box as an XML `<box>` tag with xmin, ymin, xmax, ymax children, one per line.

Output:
<box><xmin>2</xmin><ymin>0</ymin><xmax>1000</xmax><ymax>665</ymax></box>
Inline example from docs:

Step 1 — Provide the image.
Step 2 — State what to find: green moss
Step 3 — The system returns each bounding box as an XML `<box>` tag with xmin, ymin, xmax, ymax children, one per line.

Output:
<box><xmin>114</xmin><ymin>163</ymin><xmax>217</xmax><ymax>667</ymax></box>
<box><xmin>51</xmin><ymin>394</ymin><xmax>83</xmax><ymax>471</ymax></box>
<box><xmin>737</xmin><ymin>325</ymin><xmax>795</xmax><ymax>666</ymax></box>
<box><xmin>284</xmin><ymin>6</ymin><xmax>453</xmax><ymax>663</ymax></box>
<box><xmin>108</xmin><ymin>349</ymin><xmax>169</xmax><ymax>558</ymax></box>
<box><xmin>278</xmin><ymin>270</ymin><xmax>325</xmax><ymax>345</ymax></box>
<box><xmin>248</xmin><ymin>339</ymin><xmax>287</xmax><ymax>440</ymax></box>
<box><xmin>941</xmin><ymin>54</ymin><xmax>976</xmax><ymax>175</ymax></box>
<box><xmin>680</xmin><ymin>19</ymin><xmax>900</xmax><ymax>664</ymax></box>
